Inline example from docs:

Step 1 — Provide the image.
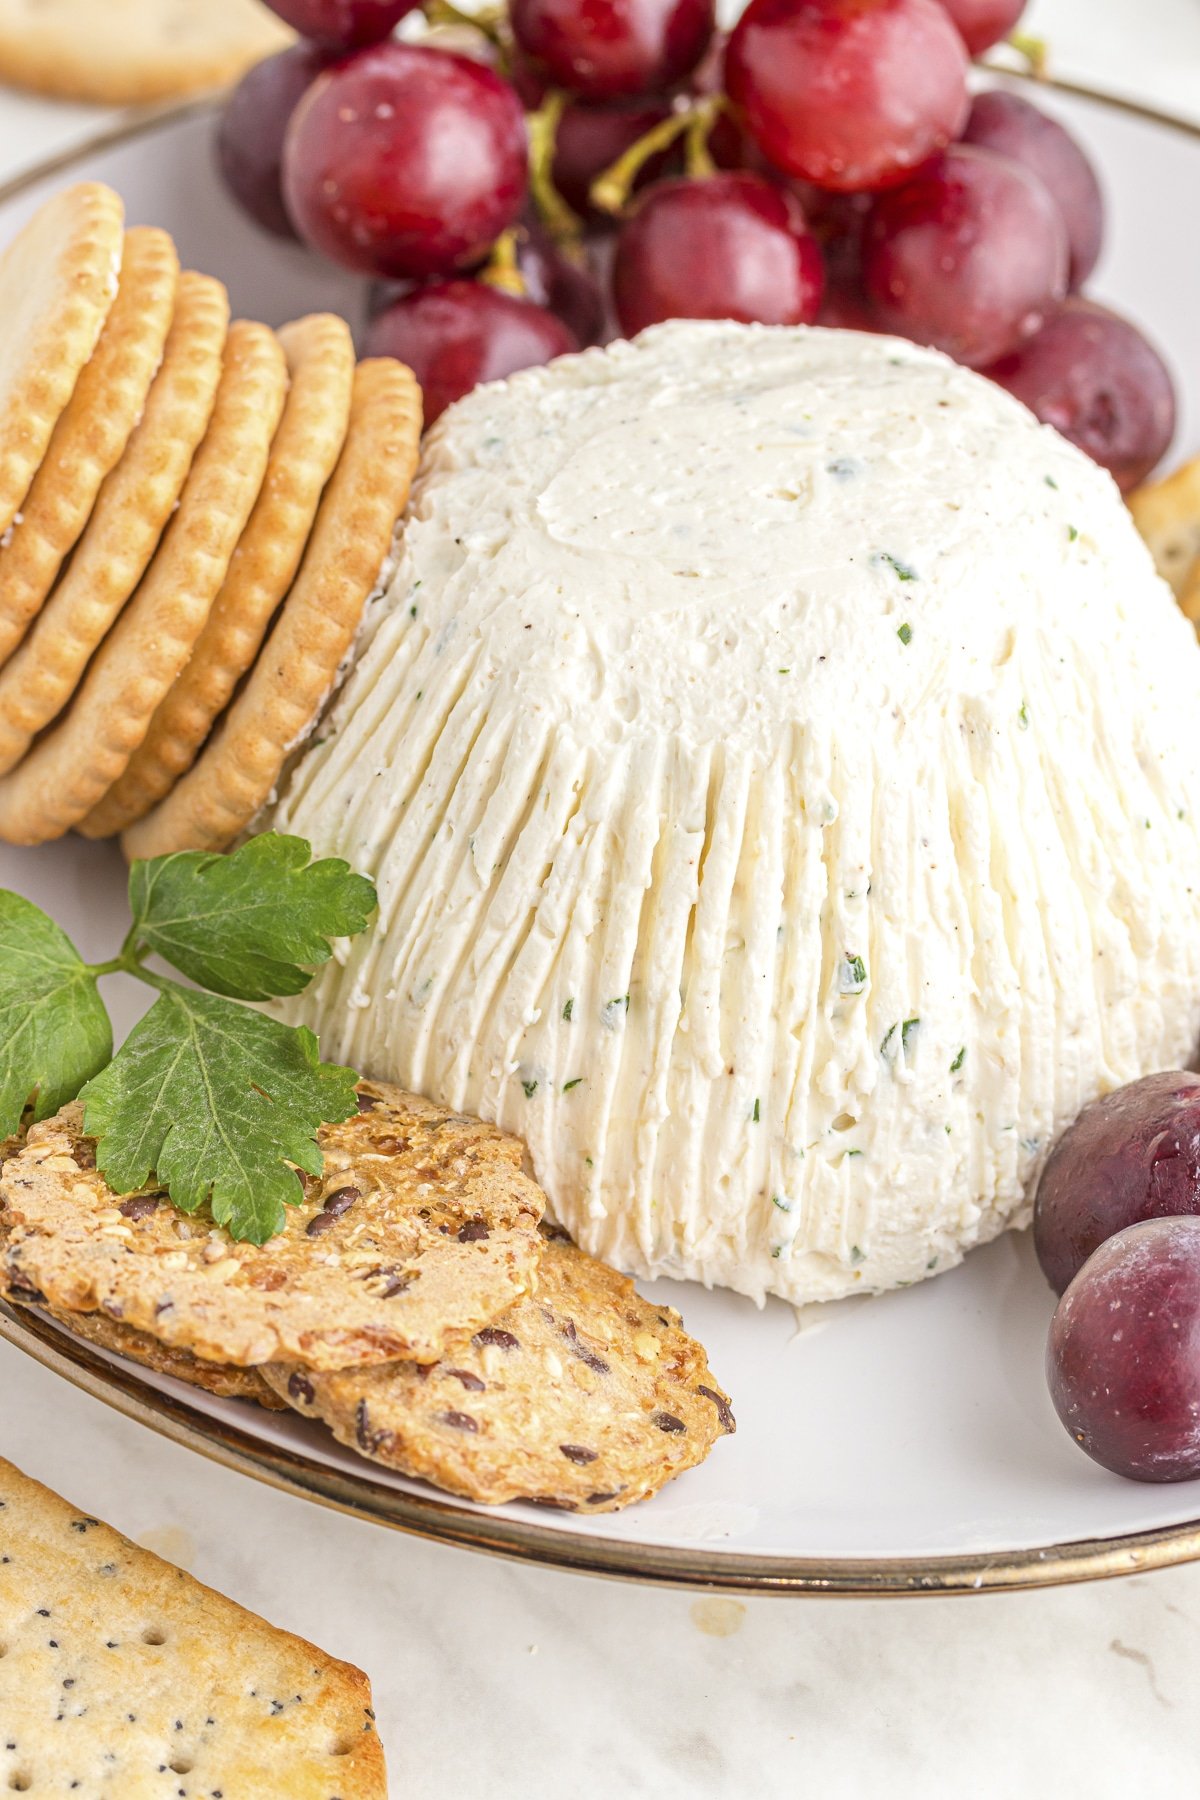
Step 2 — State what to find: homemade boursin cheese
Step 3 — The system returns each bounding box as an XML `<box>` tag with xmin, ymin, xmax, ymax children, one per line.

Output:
<box><xmin>273</xmin><ymin>321</ymin><xmax>1200</xmax><ymax>1305</ymax></box>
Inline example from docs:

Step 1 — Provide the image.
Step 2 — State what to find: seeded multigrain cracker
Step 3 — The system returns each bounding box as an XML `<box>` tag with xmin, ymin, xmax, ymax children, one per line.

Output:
<box><xmin>1129</xmin><ymin>453</ymin><xmax>1200</xmax><ymax>601</ymax></box>
<box><xmin>123</xmin><ymin>357</ymin><xmax>423</xmax><ymax>859</ymax></box>
<box><xmin>0</xmin><ymin>182</ymin><xmax>123</xmax><ymax>541</ymax></box>
<box><xmin>264</xmin><ymin>1230</ymin><xmax>736</xmax><ymax>1512</ymax></box>
<box><xmin>86</xmin><ymin>314</ymin><xmax>356</xmax><ymax>837</ymax></box>
<box><xmin>35</xmin><ymin>1306</ymin><xmax>287</xmax><ymax>1409</ymax></box>
<box><xmin>0</xmin><ymin>320</ymin><xmax>286</xmax><ymax>846</ymax></box>
<box><xmin>0</xmin><ymin>0</ymin><xmax>292</xmax><ymax>105</ymax></box>
<box><xmin>0</xmin><ymin>1458</ymin><xmax>386</xmax><ymax>1800</ymax></box>
<box><xmin>0</xmin><ymin>271</ymin><xmax>229</xmax><ymax>779</ymax></box>
<box><xmin>0</xmin><ymin>1085</ymin><xmax>544</xmax><ymax>1371</ymax></box>
<box><xmin>0</xmin><ymin>226</ymin><xmax>179</xmax><ymax>672</ymax></box>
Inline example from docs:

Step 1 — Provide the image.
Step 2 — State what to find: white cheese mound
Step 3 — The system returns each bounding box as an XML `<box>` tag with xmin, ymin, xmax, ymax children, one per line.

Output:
<box><xmin>272</xmin><ymin>321</ymin><xmax>1200</xmax><ymax>1304</ymax></box>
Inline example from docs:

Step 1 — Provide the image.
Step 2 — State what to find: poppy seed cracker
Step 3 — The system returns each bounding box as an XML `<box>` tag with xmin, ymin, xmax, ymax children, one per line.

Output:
<box><xmin>0</xmin><ymin>1456</ymin><xmax>386</xmax><ymax>1798</ymax></box>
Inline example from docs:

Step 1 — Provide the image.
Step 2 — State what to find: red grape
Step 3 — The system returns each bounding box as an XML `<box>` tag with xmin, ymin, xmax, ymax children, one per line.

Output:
<box><xmin>364</xmin><ymin>280</ymin><xmax>578</xmax><ymax>424</ymax></box>
<box><xmin>818</xmin><ymin>280</ymin><xmax>879</xmax><ymax>331</ymax></box>
<box><xmin>963</xmin><ymin>88</ymin><xmax>1104</xmax><ymax>288</ymax></box>
<box><xmin>215</xmin><ymin>43</ymin><xmax>331</xmax><ymax>239</ymax></box>
<box><xmin>936</xmin><ymin>0</ymin><xmax>1025</xmax><ymax>55</ymax></box>
<box><xmin>263</xmin><ymin>0</ymin><xmax>418</xmax><ymax>49</ymax></box>
<box><xmin>612</xmin><ymin>172</ymin><xmax>824</xmax><ymax>336</ymax></box>
<box><xmin>283</xmin><ymin>43</ymin><xmax>528</xmax><ymax>279</ymax></box>
<box><xmin>862</xmin><ymin>144</ymin><xmax>1067</xmax><ymax>366</ymax></box>
<box><xmin>986</xmin><ymin>298</ymin><xmax>1176</xmax><ymax>493</ymax></box>
<box><xmin>1034</xmin><ymin>1073</ymin><xmax>1200</xmax><ymax>1296</ymax></box>
<box><xmin>510</xmin><ymin>0</ymin><xmax>715</xmax><ymax>100</ymax></box>
<box><xmin>724</xmin><ymin>0</ymin><xmax>969</xmax><ymax>193</ymax></box>
<box><xmin>553</xmin><ymin>98</ymin><xmax>676</xmax><ymax>222</ymax></box>
<box><xmin>1048</xmin><ymin>1217</ymin><xmax>1200</xmax><ymax>1482</ymax></box>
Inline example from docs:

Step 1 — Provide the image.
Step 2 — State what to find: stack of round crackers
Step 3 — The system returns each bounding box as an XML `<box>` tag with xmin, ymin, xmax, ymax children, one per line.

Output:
<box><xmin>0</xmin><ymin>1084</ymin><xmax>735</xmax><ymax>1513</ymax></box>
<box><xmin>0</xmin><ymin>179</ymin><xmax>423</xmax><ymax>854</ymax></box>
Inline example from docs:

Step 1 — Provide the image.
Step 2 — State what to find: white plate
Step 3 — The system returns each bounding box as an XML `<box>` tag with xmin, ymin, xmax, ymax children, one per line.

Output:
<box><xmin>2</xmin><ymin>82</ymin><xmax>1199</xmax><ymax>1594</ymax></box>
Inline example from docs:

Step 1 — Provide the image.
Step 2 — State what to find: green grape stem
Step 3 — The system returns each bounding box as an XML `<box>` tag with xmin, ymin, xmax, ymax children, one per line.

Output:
<box><xmin>526</xmin><ymin>91</ymin><xmax>584</xmax><ymax>243</ymax></box>
<box><xmin>590</xmin><ymin>96</ymin><xmax>725</xmax><ymax>217</ymax></box>
<box><xmin>480</xmin><ymin>228</ymin><xmax>528</xmax><ymax>296</ymax></box>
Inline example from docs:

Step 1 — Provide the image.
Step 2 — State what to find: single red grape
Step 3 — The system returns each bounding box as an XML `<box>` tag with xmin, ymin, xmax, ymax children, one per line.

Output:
<box><xmin>937</xmin><ymin>0</ymin><xmax>1025</xmax><ymax>55</ymax></box>
<box><xmin>215</xmin><ymin>42</ymin><xmax>331</xmax><ymax>239</ymax></box>
<box><xmin>1048</xmin><ymin>1217</ymin><xmax>1200</xmax><ymax>1482</ymax></box>
<box><xmin>724</xmin><ymin>0</ymin><xmax>969</xmax><ymax>193</ymax></box>
<box><xmin>507</xmin><ymin>44</ymin><xmax>550</xmax><ymax>108</ymax></box>
<box><xmin>509</xmin><ymin>0</ymin><xmax>715</xmax><ymax>101</ymax></box>
<box><xmin>519</xmin><ymin>225</ymin><xmax>606</xmax><ymax>345</ymax></box>
<box><xmin>862</xmin><ymin>144</ymin><xmax>1067</xmax><ymax>366</ymax></box>
<box><xmin>986</xmin><ymin>298</ymin><xmax>1176</xmax><ymax>493</ymax></box>
<box><xmin>553</xmin><ymin>98</ymin><xmax>676</xmax><ymax>223</ymax></box>
<box><xmin>817</xmin><ymin>283</ymin><xmax>879</xmax><ymax>330</ymax></box>
<box><xmin>364</xmin><ymin>280</ymin><xmax>578</xmax><ymax>424</ymax></box>
<box><xmin>263</xmin><ymin>0</ymin><xmax>418</xmax><ymax>49</ymax></box>
<box><xmin>1034</xmin><ymin>1074</ymin><xmax>1200</xmax><ymax>1296</ymax></box>
<box><xmin>963</xmin><ymin>88</ymin><xmax>1104</xmax><ymax>288</ymax></box>
<box><xmin>283</xmin><ymin>43</ymin><xmax>528</xmax><ymax>279</ymax></box>
<box><xmin>612</xmin><ymin>172</ymin><xmax>824</xmax><ymax>336</ymax></box>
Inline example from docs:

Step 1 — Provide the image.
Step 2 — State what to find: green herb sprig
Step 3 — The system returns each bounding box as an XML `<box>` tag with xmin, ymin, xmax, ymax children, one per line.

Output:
<box><xmin>0</xmin><ymin>833</ymin><xmax>375</xmax><ymax>1245</ymax></box>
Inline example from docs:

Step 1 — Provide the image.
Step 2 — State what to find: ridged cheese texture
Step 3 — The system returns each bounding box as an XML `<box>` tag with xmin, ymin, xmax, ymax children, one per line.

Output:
<box><xmin>273</xmin><ymin>321</ymin><xmax>1200</xmax><ymax>1305</ymax></box>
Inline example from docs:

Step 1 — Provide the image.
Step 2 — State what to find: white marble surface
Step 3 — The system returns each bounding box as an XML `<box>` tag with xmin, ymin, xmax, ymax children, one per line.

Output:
<box><xmin>2</xmin><ymin>5</ymin><xmax>1200</xmax><ymax>1797</ymax></box>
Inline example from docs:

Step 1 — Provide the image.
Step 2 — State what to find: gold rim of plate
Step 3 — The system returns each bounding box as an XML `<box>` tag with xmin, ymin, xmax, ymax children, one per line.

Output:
<box><xmin>1</xmin><ymin>81</ymin><xmax>1199</xmax><ymax>1596</ymax></box>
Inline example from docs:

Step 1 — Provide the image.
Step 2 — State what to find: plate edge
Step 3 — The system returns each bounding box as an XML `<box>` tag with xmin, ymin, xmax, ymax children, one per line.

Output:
<box><xmin>5</xmin><ymin>1300</ymin><xmax>1199</xmax><ymax>1597</ymax></box>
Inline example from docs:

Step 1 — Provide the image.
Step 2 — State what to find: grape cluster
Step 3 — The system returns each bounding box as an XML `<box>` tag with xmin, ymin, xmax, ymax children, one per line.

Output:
<box><xmin>217</xmin><ymin>0</ymin><xmax>1175</xmax><ymax>461</ymax></box>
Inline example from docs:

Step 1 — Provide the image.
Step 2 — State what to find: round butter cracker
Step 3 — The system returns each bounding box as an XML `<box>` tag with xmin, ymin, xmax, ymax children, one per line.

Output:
<box><xmin>0</xmin><ymin>181</ymin><xmax>124</xmax><ymax>540</ymax></box>
<box><xmin>0</xmin><ymin>0</ymin><xmax>293</xmax><ymax>104</ymax></box>
<box><xmin>0</xmin><ymin>318</ymin><xmax>285</xmax><ymax>845</ymax></box>
<box><xmin>264</xmin><ymin>1229</ymin><xmax>736</xmax><ymax>1512</ymax></box>
<box><xmin>0</xmin><ymin>226</ymin><xmax>179</xmax><ymax>672</ymax></box>
<box><xmin>122</xmin><ymin>357</ymin><xmax>423</xmax><ymax>859</ymax></box>
<box><xmin>89</xmin><ymin>313</ymin><xmax>355</xmax><ymax>835</ymax></box>
<box><xmin>0</xmin><ymin>271</ymin><xmax>230</xmax><ymax>780</ymax></box>
<box><xmin>0</xmin><ymin>1085</ymin><xmax>545</xmax><ymax>1372</ymax></box>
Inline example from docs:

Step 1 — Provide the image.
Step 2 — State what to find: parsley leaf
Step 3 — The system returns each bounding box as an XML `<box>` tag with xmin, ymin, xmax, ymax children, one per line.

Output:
<box><xmin>81</xmin><ymin>990</ymin><xmax>358</xmax><ymax>1244</ymax></box>
<box><xmin>0</xmin><ymin>892</ymin><xmax>111</xmax><ymax>1135</ymax></box>
<box><xmin>129</xmin><ymin>833</ymin><xmax>376</xmax><ymax>1001</ymax></box>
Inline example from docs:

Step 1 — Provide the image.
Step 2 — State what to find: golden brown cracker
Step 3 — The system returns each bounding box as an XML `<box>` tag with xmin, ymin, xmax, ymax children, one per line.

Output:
<box><xmin>1129</xmin><ymin>453</ymin><xmax>1200</xmax><ymax>597</ymax></box>
<box><xmin>38</xmin><ymin>1304</ymin><xmax>287</xmax><ymax>1409</ymax></box>
<box><xmin>0</xmin><ymin>271</ymin><xmax>230</xmax><ymax>778</ymax></box>
<box><xmin>0</xmin><ymin>1086</ymin><xmax>544</xmax><ymax>1372</ymax></box>
<box><xmin>1179</xmin><ymin>558</ymin><xmax>1200</xmax><ymax>629</ymax></box>
<box><xmin>0</xmin><ymin>225</ymin><xmax>179</xmax><ymax>671</ymax></box>
<box><xmin>0</xmin><ymin>1457</ymin><xmax>387</xmax><ymax>1800</ymax></box>
<box><xmin>0</xmin><ymin>319</ymin><xmax>286</xmax><ymax>845</ymax></box>
<box><xmin>265</xmin><ymin>1229</ymin><xmax>735</xmax><ymax>1512</ymax></box>
<box><xmin>0</xmin><ymin>181</ymin><xmax>124</xmax><ymax>539</ymax></box>
<box><xmin>122</xmin><ymin>357</ymin><xmax>423</xmax><ymax>859</ymax></box>
<box><xmin>87</xmin><ymin>314</ymin><xmax>355</xmax><ymax>836</ymax></box>
<box><xmin>0</xmin><ymin>0</ymin><xmax>293</xmax><ymax>105</ymax></box>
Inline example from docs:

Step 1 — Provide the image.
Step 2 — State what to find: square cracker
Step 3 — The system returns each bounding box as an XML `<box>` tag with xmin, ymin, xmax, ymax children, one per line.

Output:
<box><xmin>0</xmin><ymin>1457</ymin><xmax>387</xmax><ymax>1798</ymax></box>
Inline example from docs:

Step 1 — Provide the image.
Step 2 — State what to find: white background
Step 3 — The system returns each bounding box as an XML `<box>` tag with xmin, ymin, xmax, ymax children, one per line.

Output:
<box><xmin>3</xmin><ymin>5</ymin><xmax>1200</xmax><ymax>1797</ymax></box>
